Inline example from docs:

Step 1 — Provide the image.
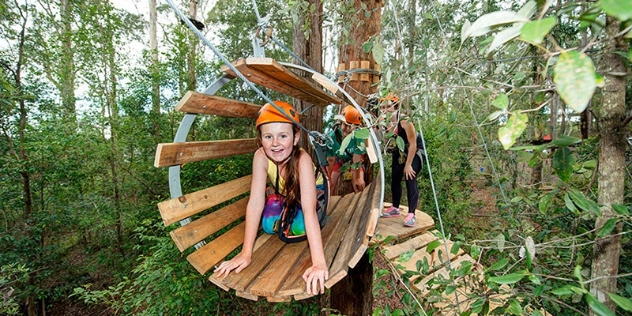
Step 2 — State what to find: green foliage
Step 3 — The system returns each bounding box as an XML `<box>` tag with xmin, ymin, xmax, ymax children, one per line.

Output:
<box><xmin>0</xmin><ymin>264</ymin><xmax>29</xmax><ymax>315</ymax></box>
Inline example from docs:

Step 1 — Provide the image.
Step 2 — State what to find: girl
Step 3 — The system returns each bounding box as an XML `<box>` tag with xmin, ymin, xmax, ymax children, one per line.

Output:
<box><xmin>215</xmin><ymin>101</ymin><xmax>328</xmax><ymax>295</ymax></box>
<box><xmin>380</xmin><ymin>94</ymin><xmax>420</xmax><ymax>227</ymax></box>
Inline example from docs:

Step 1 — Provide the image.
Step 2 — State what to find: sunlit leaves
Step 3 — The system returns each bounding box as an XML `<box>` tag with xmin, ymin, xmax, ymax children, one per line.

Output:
<box><xmin>492</xmin><ymin>93</ymin><xmax>508</xmax><ymax>110</ymax></box>
<box><xmin>596</xmin><ymin>218</ymin><xmax>620</xmax><ymax>238</ymax></box>
<box><xmin>600</xmin><ymin>0</ymin><xmax>632</xmax><ymax>22</ymax></box>
<box><xmin>553</xmin><ymin>51</ymin><xmax>596</xmax><ymax>113</ymax></box>
<box><xmin>586</xmin><ymin>293</ymin><xmax>616</xmax><ymax>316</ymax></box>
<box><xmin>609</xmin><ymin>293</ymin><xmax>632</xmax><ymax>312</ymax></box>
<box><xmin>461</xmin><ymin>11</ymin><xmax>530</xmax><ymax>43</ymax></box>
<box><xmin>498</xmin><ymin>113</ymin><xmax>528</xmax><ymax>149</ymax></box>
<box><xmin>520</xmin><ymin>16</ymin><xmax>557</xmax><ymax>45</ymax></box>
<box><xmin>488</xmin><ymin>271</ymin><xmax>527</xmax><ymax>284</ymax></box>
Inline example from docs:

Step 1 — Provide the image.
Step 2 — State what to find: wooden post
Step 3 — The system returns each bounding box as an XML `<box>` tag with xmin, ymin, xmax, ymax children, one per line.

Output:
<box><xmin>330</xmin><ymin>252</ymin><xmax>373</xmax><ymax>316</ymax></box>
<box><xmin>360</xmin><ymin>60</ymin><xmax>370</xmax><ymax>82</ymax></box>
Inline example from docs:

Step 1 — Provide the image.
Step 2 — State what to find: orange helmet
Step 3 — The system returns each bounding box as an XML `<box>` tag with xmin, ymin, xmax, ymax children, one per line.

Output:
<box><xmin>380</xmin><ymin>93</ymin><xmax>399</xmax><ymax>105</ymax></box>
<box><xmin>341</xmin><ymin>105</ymin><xmax>362</xmax><ymax>125</ymax></box>
<box><xmin>255</xmin><ymin>101</ymin><xmax>300</xmax><ymax>128</ymax></box>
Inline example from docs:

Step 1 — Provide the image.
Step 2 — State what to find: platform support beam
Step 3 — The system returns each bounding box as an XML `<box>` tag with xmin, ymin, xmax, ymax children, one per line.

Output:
<box><xmin>330</xmin><ymin>252</ymin><xmax>372</xmax><ymax>316</ymax></box>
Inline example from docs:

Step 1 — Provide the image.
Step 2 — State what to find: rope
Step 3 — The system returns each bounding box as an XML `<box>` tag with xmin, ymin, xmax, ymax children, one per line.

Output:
<box><xmin>165</xmin><ymin>0</ymin><xmax>313</xmax><ymax>138</ymax></box>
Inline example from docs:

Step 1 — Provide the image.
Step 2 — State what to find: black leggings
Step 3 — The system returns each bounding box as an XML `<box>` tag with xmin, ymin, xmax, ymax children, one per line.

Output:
<box><xmin>391</xmin><ymin>151</ymin><xmax>422</xmax><ymax>213</ymax></box>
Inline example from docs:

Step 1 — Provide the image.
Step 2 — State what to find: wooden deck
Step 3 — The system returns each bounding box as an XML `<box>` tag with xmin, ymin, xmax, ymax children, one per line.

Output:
<box><xmin>374</xmin><ymin>203</ymin><xmax>517</xmax><ymax>315</ymax></box>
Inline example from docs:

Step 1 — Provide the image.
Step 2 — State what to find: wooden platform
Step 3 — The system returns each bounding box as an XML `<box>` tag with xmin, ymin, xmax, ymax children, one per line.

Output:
<box><xmin>375</xmin><ymin>203</ymin><xmax>512</xmax><ymax>315</ymax></box>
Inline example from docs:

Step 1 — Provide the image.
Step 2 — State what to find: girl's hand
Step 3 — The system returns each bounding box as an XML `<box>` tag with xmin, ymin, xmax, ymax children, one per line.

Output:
<box><xmin>404</xmin><ymin>165</ymin><xmax>416</xmax><ymax>180</ymax></box>
<box><xmin>302</xmin><ymin>265</ymin><xmax>329</xmax><ymax>295</ymax></box>
<box><xmin>215</xmin><ymin>253</ymin><xmax>251</xmax><ymax>278</ymax></box>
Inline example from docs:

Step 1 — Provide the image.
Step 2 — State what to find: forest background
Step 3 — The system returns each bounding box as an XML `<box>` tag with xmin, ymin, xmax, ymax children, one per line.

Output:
<box><xmin>1</xmin><ymin>0</ymin><xmax>631</xmax><ymax>315</ymax></box>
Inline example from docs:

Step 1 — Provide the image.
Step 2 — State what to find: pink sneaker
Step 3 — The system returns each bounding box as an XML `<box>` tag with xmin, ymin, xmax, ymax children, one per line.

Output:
<box><xmin>404</xmin><ymin>213</ymin><xmax>416</xmax><ymax>227</ymax></box>
<box><xmin>382</xmin><ymin>206</ymin><xmax>400</xmax><ymax>218</ymax></box>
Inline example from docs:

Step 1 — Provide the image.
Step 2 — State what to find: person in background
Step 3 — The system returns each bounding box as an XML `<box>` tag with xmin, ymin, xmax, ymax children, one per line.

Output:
<box><xmin>379</xmin><ymin>94</ymin><xmax>421</xmax><ymax>227</ymax></box>
<box><xmin>326</xmin><ymin>105</ymin><xmax>367</xmax><ymax>195</ymax></box>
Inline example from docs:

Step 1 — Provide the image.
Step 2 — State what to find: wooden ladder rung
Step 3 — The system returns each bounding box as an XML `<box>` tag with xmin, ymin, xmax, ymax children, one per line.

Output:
<box><xmin>221</xmin><ymin>57</ymin><xmax>342</xmax><ymax>107</ymax></box>
<box><xmin>154</xmin><ymin>139</ymin><xmax>258</xmax><ymax>168</ymax></box>
<box><xmin>176</xmin><ymin>91</ymin><xmax>262</xmax><ymax>118</ymax></box>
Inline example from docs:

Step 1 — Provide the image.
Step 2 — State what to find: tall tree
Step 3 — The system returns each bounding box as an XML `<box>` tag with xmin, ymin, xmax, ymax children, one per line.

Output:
<box><xmin>590</xmin><ymin>15</ymin><xmax>627</xmax><ymax>313</ymax></box>
<box><xmin>149</xmin><ymin>0</ymin><xmax>160</xmax><ymax>115</ymax></box>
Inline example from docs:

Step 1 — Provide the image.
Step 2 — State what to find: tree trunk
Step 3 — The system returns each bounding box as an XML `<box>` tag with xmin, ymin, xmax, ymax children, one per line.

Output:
<box><xmin>60</xmin><ymin>0</ymin><xmax>76</xmax><ymax>122</ymax></box>
<box><xmin>292</xmin><ymin>0</ymin><xmax>324</xmax><ymax>152</ymax></box>
<box><xmin>330</xmin><ymin>253</ymin><xmax>373</xmax><ymax>316</ymax></box>
<box><xmin>149</xmin><ymin>0</ymin><xmax>160</xmax><ymax>115</ymax></box>
<box><xmin>187</xmin><ymin>0</ymin><xmax>198</xmax><ymax>92</ymax></box>
<box><xmin>589</xmin><ymin>16</ymin><xmax>626</xmax><ymax>314</ymax></box>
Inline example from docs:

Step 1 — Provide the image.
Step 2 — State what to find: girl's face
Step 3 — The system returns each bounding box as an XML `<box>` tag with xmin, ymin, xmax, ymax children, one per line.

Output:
<box><xmin>259</xmin><ymin>122</ymin><xmax>299</xmax><ymax>163</ymax></box>
<box><xmin>341</xmin><ymin>121</ymin><xmax>357</xmax><ymax>137</ymax></box>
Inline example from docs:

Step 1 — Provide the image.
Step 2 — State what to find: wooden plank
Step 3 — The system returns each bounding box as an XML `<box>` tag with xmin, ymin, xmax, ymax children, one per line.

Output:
<box><xmin>347</xmin><ymin>181</ymin><xmax>379</xmax><ymax>268</ymax></box>
<box><xmin>235</xmin><ymin>290</ymin><xmax>258</xmax><ymax>301</ymax></box>
<box><xmin>277</xmin><ymin>194</ymin><xmax>351</xmax><ymax>296</ymax></box>
<box><xmin>158</xmin><ymin>175</ymin><xmax>252</xmax><ymax>226</ymax></box>
<box><xmin>221</xmin><ymin>57</ymin><xmax>342</xmax><ymax>107</ymax></box>
<box><xmin>382</xmin><ymin>231</ymin><xmax>439</xmax><ymax>260</ymax></box>
<box><xmin>249</xmin><ymin>241</ymin><xmax>308</xmax><ymax>297</ymax></box>
<box><xmin>175</xmin><ymin>91</ymin><xmax>262</xmax><ymax>118</ymax></box>
<box><xmin>170</xmin><ymin>197</ymin><xmax>248</xmax><ymax>252</ymax></box>
<box><xmin>325</xmin><ymin>191</ymin><xmax>367</xmax><ymax>287</ymax></box>
<box><xmin>221</xmin><ymin>236</ymin><xmax>286</xmax><ymax>292</ymax></box>
<box><xmin>266</xmin><ymin>295</ymin><xmax>292</xmax><ymax>303</ymax></box>
<box><xmin>154</xmin><ymin>139</ymin><xmax>258</xmax><ymax>168</ymax></box>
<box><xmin>374</xmin><ymin>209</ymin><xmax>435</xmax><ymax>243</ymax></box>
<box><xmin>364</xmin><ymin>173</ymin><xmax>383</xmax><ymax>238</ymax></box>
<box><xmin>187</xmin><ymin>222</ymin><xmax>246</xmax><ymax>275</ymax></box>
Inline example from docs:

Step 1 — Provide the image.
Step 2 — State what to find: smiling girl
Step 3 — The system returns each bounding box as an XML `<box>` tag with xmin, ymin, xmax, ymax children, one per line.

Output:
<box><xmin>215</xmin><ymin>101</ymin><xmax>328</xmax><ymax>295</ymax></box>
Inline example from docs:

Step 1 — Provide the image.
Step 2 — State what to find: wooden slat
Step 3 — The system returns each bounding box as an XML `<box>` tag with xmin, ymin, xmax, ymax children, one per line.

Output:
<box><xmin>277</xmin><ymin>195</ymin><xmax>349</xmax><ymax>297</ymax></box>
<box><xmin>158</xmin><ymin>175</ymin><xmax>252</xmax><ymax>226</ymax></box>
<box><xmin>249</xmin><ymin>242</ymin><xmax>308</xmax><ymax>297</ymax></box>
<box><xmin>374</xmin><ymin>208</ymin><xmax>435</xmax><ymax>243</ymax></box>
<box><xmin>382</xmin><ymin>231</ymin><xmax>439</xmax><ymax>260</ymax></box>
<box><xmin>221</xmin><ymin>236</ymin><xmax>286</xmax><ymax>292</ymax></box>
<box><xmin>154</xmin><ymin>139</ymin><xmax>258</xmax><ymax>168</ymax></box>
<box><xmin>176</xmin><ymin>91</ymin><xmax>262</xmax><ymax>118</ymax></box>
<box><xmin>348</xmin><ymin>179</ymin><xmax>382</xmax><ymax>267</ymax></box>
<box><xmin>235</xmin><ymin>290</ymin><xmax>258</xmax><ymax>301</ymax></box>
<box><xmin>221</xmin><ymin>57</ymin><xmax>342</xmax><ymax>107</ymax></box>
<box><xmin>187</xmin><ymin>222</ymin><xmax>246</xmax><ymax>275</ymax></box>
<box><xmin>170</xmin><ymin>197</ymin><xmax>249</xmax><ymax>251</ymax></box>
<box><xmin>324</xmin><ymin>192</ymin><xmax>366</xmax><ymax>287</ymax></box>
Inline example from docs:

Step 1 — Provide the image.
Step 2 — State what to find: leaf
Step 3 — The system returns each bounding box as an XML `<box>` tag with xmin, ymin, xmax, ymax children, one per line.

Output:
<box><xmin>553</xmin><ymin>51</ymin><xmax>596</xmax><ymax>113</ymax></box>
<box><xmin>516</xmin><ymin>1</ymin><xmax>537</xmax><ymax>19</ymax></box>
<box><xmin>538</xmin><ymin>193</ymin><xmax>553</xmax><ymax>214</ymax></box>
<box><xmin>462</xmin><ymin>11</ymin><xmax>530</xmax><ymax>42</ymax></box>
<box><xmin>487</xmin><ymin>258</ymin><xmax>509</xmax><ymax>271</ymax></box>
<box><xmin>353</xmin><ymin>128</ymin><xmax>369</xmax><ymax>139</ymax></box>
<box><xmin>582</xmin><ymin>160</ymin><xmax>597</xmax><ymax>170</ymax></box>
<box><xmin>612</xmin><ymin>204</ymin><xmax>630</xmax><ymax>216</ymax></box>
<box><xmin>596</xmin><ymin>218</ymin><xmax>620</xmax><ymax>238</ymax></box>
<box><xmin>492</xmin><ymin>93</ymin><xmax>509</xmax><ymax>110</ymax></box>
<box><xmin>586</xmin><ymin>293</ymin><xmax>616</xmax><ymax>316</ymax></box>
<box><xmin>498</xmin><ymin>112</ymin><xmax>528</xmax><ymax>149</ymax></box>
<box><xmin>508</xmin><ymin>299</ymin><xmax>523</xmax><ymax>315</ymax></box>
<box><xmin>338</xmin><ymin>133</ymin><xmax>353</xmax><ymax>156</ymax></box>
<box><xmin>426</xmin><ymin>240</ymin><xmax>441</xmax><ymax>253</ymax></box>
<box><xmin>487</xmin><ymin>110</ymin><xmax>505</xmax><ymax>122</ymax></box>
<box><xmin>552</xmin><ymin>147</ymin><xmax>575</xmax><ymax>182</ymax></box>
<box><xmin>372</xmin><ymin>40</ymin><xmax>385</xmax><ymax>66</ymax></box>
<box><xmin>487</xmin><ymin>24</ymin><xmax>523</xmax><ymax>53</ymax></box>
<box><xmin>552</xmin><ymin>134</ymin><xmax>581</xmax><ymax>146</ymax></box>
<box><xmin>600</xmin><ymin>0</ymin><xmax>632</xmax><ymax>22</ymax></box>
<box><xmin>551</xmin><ymin>285</ymin><xmax>574</xmax><ymax>296</ymax></box>
<box><xmin>470</xmin><ymin>245</ymin><xmax>481</xmax><ymax>259</ymax></box>
<box><xmin>395</xmin><ymin>136</ymin><xmax>405</xmax><ymax>152</ymax></box>
<box><xmin>450</xmin><ymin>241</ymin><xmax>462</xmax><ymax>255</ymax></box>
<box><xmin>520</xmin><ymin>16</ymin><xmax>557</xmax><ymax>45</ymax></box>
<box><xmin>609</xmin><ymin>293</ymin><xmax>632</xmax><ymax>312</ymax></box>
<box><xmin>494</xmin><ymin>233</ymin><xmax>506</xmax><ymax>251</ymax></box>
<box><xmin>489</xmin><ymin>272</ymin><xmax>526</xmax><ymax>285</ymax></box>
<box><xmin>568</xmin><ymin>189</ymin><xmax>601</xmax><ymax>215</ymax></box>
<box><xmin>564</xmin><ymin>193</ymin><xmax>580</xmax><ymax>215</ymax></box>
